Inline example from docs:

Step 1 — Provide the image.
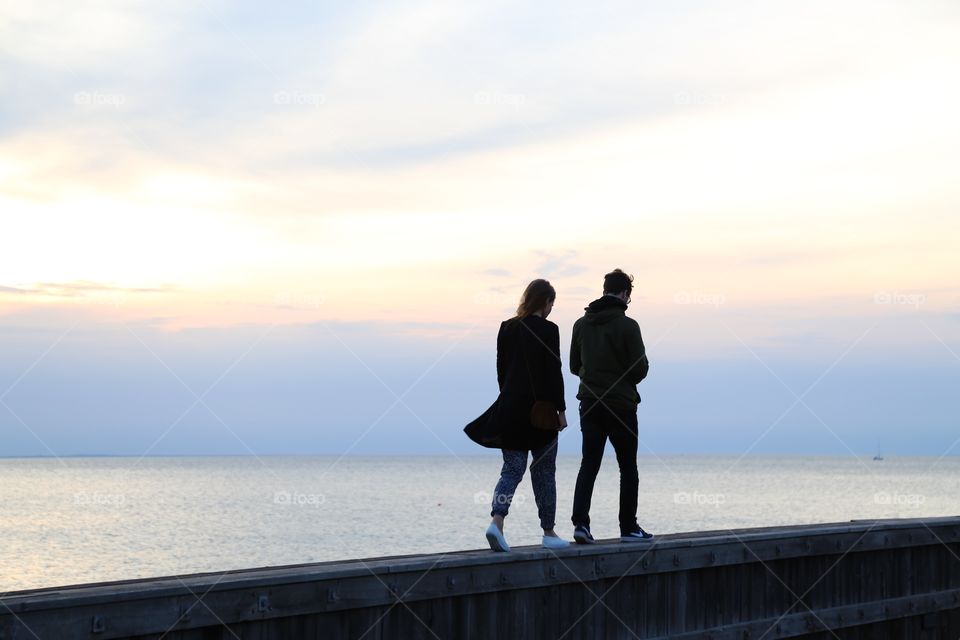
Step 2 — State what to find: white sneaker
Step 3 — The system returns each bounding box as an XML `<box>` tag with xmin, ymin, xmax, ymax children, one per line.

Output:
<box><xmin>485</xmin><ymin>523</ymin><xmax>510</xmax><ymax>552</ymax></box>
<box><xmin>542</xmin><ymin>535</ymin><xmax>571</xmax><ymax>549</ymax></box>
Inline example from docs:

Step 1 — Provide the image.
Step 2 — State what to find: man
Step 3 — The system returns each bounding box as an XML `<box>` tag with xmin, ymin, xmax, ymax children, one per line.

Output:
<box><xmin>569</xmin><ymin>268</ymin><xmax>653</xmax><ymax>543</ymax></box>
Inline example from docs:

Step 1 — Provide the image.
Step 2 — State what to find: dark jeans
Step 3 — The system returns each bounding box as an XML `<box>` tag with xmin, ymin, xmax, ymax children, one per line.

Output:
<box><xmin>571</xmin><ymin>397</ymin><xmax>639</xmax><ymax>534</ymax></box>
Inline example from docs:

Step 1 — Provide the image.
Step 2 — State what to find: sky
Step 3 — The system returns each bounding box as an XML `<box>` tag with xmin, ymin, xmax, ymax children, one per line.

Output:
<box><xmin>1</xmin><ymin>0</ymin><xmax>958</xmax><ymax>459</ymax></box>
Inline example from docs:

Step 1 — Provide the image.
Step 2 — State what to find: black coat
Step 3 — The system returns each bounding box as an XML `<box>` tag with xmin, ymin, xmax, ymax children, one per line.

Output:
<box><xmin>464</xmin><ymin>315</ymin><xmax>566</xmax><ymax>451</ymax></box>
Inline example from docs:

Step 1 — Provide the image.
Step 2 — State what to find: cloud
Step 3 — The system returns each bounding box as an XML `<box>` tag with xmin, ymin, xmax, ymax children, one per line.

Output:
<box><xmin>0</xmin><ymin>1</ymin><xmax>163</xmax><ymax>67</ymax></box>
<box><xmin>0</xmin><ymin>285</ymin><xmax>35</xmax><ymax>294</ymax></box>
<box><xmin>11</xmin><ymin>0</ymin><xmax>956</xmax><ymax>179</ymax></box>
<box><xmin>534</xmin><ymin>249</ymin><xmax>587</xmax><ymax>278</ymax></box>
<box><xmin>0</xmin><ymin>281</ymin><xmax>176</xmax><ymax>298</ymax></box>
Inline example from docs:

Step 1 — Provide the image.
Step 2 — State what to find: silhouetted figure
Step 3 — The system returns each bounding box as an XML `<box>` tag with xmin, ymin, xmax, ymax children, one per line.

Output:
<box><xmin>569</xmin><ymin>269</ymin><xmax>653</xmax><ymax>544</ymax></box>
<box><xmin>465</xmin><ymin>279</ymin><xmax>570</xmax><ymax>551</ymax></box>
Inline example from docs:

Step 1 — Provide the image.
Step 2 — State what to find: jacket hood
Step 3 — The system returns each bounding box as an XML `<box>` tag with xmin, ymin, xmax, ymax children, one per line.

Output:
<box><xmin>583</xmin><ymin>295</ymin><xmax>627</xmax><ymax>324</ymax></box>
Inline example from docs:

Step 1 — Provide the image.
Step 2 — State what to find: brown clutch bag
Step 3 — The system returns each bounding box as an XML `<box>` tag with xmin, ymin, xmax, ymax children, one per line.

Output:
<box><xmin>530</xmin><ymin>399</ymin><xmax>561</xmax><ymax>431</ymax></box>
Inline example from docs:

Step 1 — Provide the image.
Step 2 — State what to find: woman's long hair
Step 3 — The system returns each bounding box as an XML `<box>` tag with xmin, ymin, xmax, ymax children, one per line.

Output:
<box><xmin>514</xmin><ymin>279</ymin><xmax>556</xmax><ymax>319</ymax></box>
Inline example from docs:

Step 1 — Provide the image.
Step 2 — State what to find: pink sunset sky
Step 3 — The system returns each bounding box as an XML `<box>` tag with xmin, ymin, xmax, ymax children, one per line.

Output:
<box><xmin>1</xmin><ymin>0</ymin><xmax>958</xmax><ymax>457</ymax></box>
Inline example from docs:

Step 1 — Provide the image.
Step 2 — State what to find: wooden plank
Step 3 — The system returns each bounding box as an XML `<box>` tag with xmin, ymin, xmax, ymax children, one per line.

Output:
<box><xmin>644</xmin><ymin>588</ymin><xmax>960</xmax><ymax>640</ymax></box>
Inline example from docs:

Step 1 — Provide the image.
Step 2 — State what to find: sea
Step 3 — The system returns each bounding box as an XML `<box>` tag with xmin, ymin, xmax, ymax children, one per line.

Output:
<box><xmin>1</xmin><ymin>454</ymin><xmax>958</xmax><ymax>593</ymax></box>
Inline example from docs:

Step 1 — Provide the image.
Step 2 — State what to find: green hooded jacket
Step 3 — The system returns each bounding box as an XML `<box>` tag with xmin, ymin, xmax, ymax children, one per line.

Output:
<box><xmin>569</xmin><ymin>295</ymin><xmax>649</xmax><ymax>411</ymax></box>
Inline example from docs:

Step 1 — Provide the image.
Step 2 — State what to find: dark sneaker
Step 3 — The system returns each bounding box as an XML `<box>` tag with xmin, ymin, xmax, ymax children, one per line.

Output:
<box><xmin>573</xmin><ymin>525</ymin><xmax>596</xmax><ymax>545</ymax></box>
<box><xmin>620</xmin><ymin>525</ymin><xmax>654</xmax><ymax>543</ymax></box>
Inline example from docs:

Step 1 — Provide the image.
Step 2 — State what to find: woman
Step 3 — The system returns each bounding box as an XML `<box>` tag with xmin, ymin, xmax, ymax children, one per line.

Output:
<box><xmin>464</xmin><ymin>279</ymin><xmax>570</xmax><ymax>551</ymax></box>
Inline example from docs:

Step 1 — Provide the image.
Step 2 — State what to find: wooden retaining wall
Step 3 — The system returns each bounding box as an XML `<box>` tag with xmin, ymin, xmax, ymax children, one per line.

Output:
<box><xmin>2</xmin><ymin>516</ymin><xmax>959</xmax><ymax>639</ymax></box>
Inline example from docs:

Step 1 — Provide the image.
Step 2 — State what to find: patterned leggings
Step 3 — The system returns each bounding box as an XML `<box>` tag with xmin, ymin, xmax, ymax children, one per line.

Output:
<box><xmin>490</xmin><ymin>438</ymin><xmax>558</xmax><ymax>530</ymax></box>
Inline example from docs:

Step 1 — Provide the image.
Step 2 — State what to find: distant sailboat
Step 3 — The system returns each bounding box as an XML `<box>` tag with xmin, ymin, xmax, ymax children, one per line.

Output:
<box><xmin>873</xmin><ymin>442</ymin><xmax>884</xmax><ymax>461</ymax></box>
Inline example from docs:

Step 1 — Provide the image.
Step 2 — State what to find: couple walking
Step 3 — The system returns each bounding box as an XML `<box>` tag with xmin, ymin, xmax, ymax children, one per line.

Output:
<box><xmin>464</xmin><ymin>268</ymin><xmax>652</xmax><ymax>551</ymax></box>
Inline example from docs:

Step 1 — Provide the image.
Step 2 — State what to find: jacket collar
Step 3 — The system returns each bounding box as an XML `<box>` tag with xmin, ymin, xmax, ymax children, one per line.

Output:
<box><xmin>585</xmin><ymin>295</ymin><xmax>627</xmax><ymax>313</ymax></box>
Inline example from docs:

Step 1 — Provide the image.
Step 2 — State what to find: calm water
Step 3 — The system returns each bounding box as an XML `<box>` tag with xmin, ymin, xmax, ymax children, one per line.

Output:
<box><xmin>1</xmin><ymin>454</ymin><xmax>958</xmax><ymax>593</ymax></box>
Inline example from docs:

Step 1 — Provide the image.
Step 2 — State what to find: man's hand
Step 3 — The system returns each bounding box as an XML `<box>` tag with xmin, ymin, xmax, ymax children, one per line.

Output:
<box><xmin>557</xmin><ymin>410</ymin><xmax>568</xmax><ymax>430</ymax></box>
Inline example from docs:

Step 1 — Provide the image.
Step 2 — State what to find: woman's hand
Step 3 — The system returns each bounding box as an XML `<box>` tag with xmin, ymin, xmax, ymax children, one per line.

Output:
<box><xmin>557</xmin><ymin>410</ymin><xmax>568</xmax><ymax>430</ymax></box>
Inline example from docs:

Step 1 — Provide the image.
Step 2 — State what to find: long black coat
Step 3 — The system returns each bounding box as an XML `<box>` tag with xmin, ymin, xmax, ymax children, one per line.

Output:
<box><xmin>464</xmin><ymin>315</ymin><xmax>566</xmax><ymax>451</ymax></box>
